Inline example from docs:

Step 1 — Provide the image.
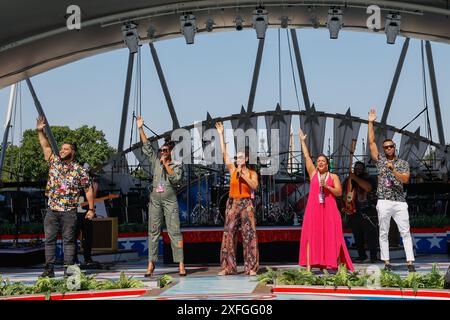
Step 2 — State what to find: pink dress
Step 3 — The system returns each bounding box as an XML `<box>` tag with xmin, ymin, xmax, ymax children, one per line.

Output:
<box><xmin>299</xmin><ymin>172</ymin><xmax>354</xmax><ymax>271</ymax></box>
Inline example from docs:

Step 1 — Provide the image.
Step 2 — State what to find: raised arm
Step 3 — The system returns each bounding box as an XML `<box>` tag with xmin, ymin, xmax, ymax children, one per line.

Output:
<box><xmin>368</xmin><ymin>108</ymin><xmax>379</xmax><ymax>161</ymax></box>
<box><xmin>137</xmin><ymin>115</ymin><xmax>148</xmax><ymax>144</ymax></box>
<box><xmin>137</xmin><ymin>115</ymin><xmax>157</xmax><ymax>164</ymax></box>
<box><xmin>215</xmin><ymin>121</ymin><xmax>235</xmax><ymax>174</ymax></box>
<box><xmin>299</xmin><ymin>128</ymin><xmax>315</xmax><ymax>179</ymax></box>
<box><xmin>36</xmin><ymin>116</ymin><xmax>53</xmax><ymax>161</ymax></box>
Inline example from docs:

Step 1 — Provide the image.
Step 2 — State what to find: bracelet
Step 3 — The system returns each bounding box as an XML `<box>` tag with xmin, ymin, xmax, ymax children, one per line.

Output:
<box><xmin>88</xmin><ymin>208</ymin><xmax>95</xmax><ymax>211</ymax></box>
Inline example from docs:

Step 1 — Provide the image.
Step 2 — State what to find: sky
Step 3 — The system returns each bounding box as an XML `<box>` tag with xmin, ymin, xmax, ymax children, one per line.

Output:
<box><xmin>0</xmin><ymin>28</ymin><xmax>449</xmax><ymax>162</ymax></box>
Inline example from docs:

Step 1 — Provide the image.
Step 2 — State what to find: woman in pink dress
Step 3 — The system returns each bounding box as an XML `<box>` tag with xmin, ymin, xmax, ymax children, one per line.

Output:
<box><xmin>298</xmin><ymin>129</ymin><xmax>354</xmax><ymax>272</ymax></box>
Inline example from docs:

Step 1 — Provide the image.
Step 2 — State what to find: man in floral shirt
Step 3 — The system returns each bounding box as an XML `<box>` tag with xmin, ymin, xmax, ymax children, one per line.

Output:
<box><xmin>37</xmin><ymin>116</ymin><xmax>94</xmax><ymax>277</ymax></box>
<box><xmin>368</xmin><ymin>109</ymin><xmax>416</xmax><ymax>273</ymax></box>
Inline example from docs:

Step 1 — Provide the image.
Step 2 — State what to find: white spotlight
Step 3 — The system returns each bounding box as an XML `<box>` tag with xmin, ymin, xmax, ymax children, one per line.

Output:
<box><xmin>121</xmin><ymin>22</ymin><xmax>140</xmax><ymax>53</ymax></box>
<box><xmin>280</xmin><ymin>16</ymin><xmax>289</xmax><ymax>29</ymax></box>
<box><xmin>205</xmin><ymin>18</ymin><xmax>215</xmax><ymax>32</ymax></box>
<box><xmin>252</xmin><ymin>8</ymin><xmax>268</xmax><ymax>39</ymax></box>
<box><xmin>234</xmin><ymin>15</ymin><xmax>244</xmax><ymax>31</ymax></box>
<box><xmin>385</xmin><ymin>13</ymin><xmax>401</xmax><ymax>44</ymax></box>
<box><xmin>327</xmin><ymin>8</ymin><xmax>343</xmax><ymax>39</ymax></box>
<box><xmin>180</xmin><ymin>14</ymin><xmax>197</xmax><ymax>44</ymax></box>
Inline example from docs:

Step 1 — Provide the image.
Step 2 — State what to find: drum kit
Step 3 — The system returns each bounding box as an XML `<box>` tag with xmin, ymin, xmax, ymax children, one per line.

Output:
<box><xmin>186</xmin><ymin>163</ymin><xmax>303</xmax><ymax>226</ymax></box>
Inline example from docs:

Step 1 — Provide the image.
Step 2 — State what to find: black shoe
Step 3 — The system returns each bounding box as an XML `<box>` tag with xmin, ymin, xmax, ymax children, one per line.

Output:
<box><xmin>384</xmin><ymin>264</ymin><xmax>393</xmax><ymax>272</ymax></box>
<box><xmin>407</xmin><ymin>264</ymin><xmax>416</xmax><ymax>273</ymax></box>
<box><xmin>40</xmin><ymin>268</ymin><xmax>55</xmax><ymax>278</ymax></box>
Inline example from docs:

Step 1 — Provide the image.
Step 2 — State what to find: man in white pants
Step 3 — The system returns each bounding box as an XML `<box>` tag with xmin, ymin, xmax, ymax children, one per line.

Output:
<box><xmin>368</xmin><ymin>109</ymin><xmax>416</xmax><ymax>273</ymax></box>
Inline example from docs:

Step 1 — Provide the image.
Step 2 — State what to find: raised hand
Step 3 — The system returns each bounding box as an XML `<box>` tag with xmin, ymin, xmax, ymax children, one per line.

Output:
<box><xmin>299</xmin><ymin>128</ymin><xmax>307</xmax><ymax>141</ymax></box>
<box><xmin>136</xmin><ymin>115</ymin><xmax>144</xmax><ymax>129</ymax></box>
<box><xmin>215</xmin><ymin>121</ymin><xmax>224</xmax><ymax>134</ymax></box>
<box><xmin>36</xmin><ymin>116</ymin><xmax>46</xmax><ymax>131</ymax></box>
<box><xmin>368</xmin><ymin>109</ymin><xmax>377</xmax><ymax>122</ymax></box>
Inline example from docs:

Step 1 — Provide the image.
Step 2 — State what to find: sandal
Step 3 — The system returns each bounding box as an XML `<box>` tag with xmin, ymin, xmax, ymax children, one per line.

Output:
<box><xmin>144</xmin><ymin>263</ymin><xmax>155</xmax><ymax>277</ymax></box>
<box><xmin>218</xmin><ymin>270</ymin><xmax>228</xmax><ymax>276</ymax></box>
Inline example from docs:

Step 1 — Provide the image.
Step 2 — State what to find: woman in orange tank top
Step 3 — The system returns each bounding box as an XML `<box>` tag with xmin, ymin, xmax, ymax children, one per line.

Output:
<box><xmin>215</xmin><ymin>122</ymin><xmax>259</xmax><ymax>276</ymax></box>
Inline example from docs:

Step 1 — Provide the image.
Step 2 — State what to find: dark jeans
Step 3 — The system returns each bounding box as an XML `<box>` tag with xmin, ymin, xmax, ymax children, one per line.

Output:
<box><xmin>75</xmin><ymin>213</ymin><xmax>93</xmax><ymax>263</ymax></box>
<box><xmin>44</xmin><ymin>209</ymin><xmax>77</xmax><ymax>268</ymax></box>
<box><xmin>348</xmin><ymin>207</ymin><xmax>379</xmax><ymax>260</ymax></box>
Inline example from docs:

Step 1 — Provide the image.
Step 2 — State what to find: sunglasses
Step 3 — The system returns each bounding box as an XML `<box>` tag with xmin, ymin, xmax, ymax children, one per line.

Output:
<box><xmin>159</xmin><ymin>148</ymin><xmax>170</xmax><ymax>153</ymax></box>
<box><xmin>383</xmin><ymin>144</ymin><xmax>395</xmax><ymax>150</ymax></box>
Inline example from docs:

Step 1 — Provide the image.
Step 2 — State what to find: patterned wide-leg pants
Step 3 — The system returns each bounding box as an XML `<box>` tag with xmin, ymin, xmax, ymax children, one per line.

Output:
<box><xmin>220</xmin><ymin>198</ymin><xmax>259</xmax><ymax>274</ymax></box>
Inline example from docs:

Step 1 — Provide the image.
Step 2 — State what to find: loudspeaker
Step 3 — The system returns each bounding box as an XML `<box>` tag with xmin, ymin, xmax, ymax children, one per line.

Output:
<box><xmin>91</xmin><ymin>217</ymin><xmax>118</xmax><ymax>251</ymax></box>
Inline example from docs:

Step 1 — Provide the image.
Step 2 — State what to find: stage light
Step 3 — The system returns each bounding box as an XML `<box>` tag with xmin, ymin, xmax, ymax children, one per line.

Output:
<box><xmin>252</xmin><ymin>8</ymin><xmax>268</xmax><ymax>39</ymax></box>
<box><xmin>234</xmin><ymin>15</ymin><xmax>244</xmax><ymax>31</ymax></box>
<box><xmin>180</xmin><ymin>14</ymin><xmax>197</xmax><ymax>45</ymax></box>
<box><xmin>121</xmin><ymin>22</ymin><xmax>140</xmax><ymax>53</ymax></box>
<box><xmin>205</xmin><ymin>18</ymin><xmax>215</xmax><ymax>32</ymax></box>
<box><xmin>327</xmin><ymin>8</ymin><xmax>343</xmax><ymax>39</ymax></box>
<box><xmin>385</xmin><ymin>13</ymin><xmax>401</xmax><ymax>44</ymax></box>
<box><xmin>147</xmin><ymin>25</ymin><xmax>156</xmax><ymax>40</ymax></box>
<box><xmin>280</xmin><ymin>16</ymin><xmax>289</xmax><ymax>29</ymax></box>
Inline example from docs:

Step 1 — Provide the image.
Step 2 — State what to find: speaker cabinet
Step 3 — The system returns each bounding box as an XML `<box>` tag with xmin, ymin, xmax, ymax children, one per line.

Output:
<box><xmin>91</xmin><ymin>217</ymin><xmax>118</xmax><ymax>251</ymax></box>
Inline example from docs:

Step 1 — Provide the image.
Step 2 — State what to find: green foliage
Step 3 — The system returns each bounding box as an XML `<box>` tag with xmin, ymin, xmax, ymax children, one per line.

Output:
<box><xmin>0</xmin><ymin>222</ymin><xmax>150</xmax><ymax>236</ymax></box>
<box><xmin>118</xmin><ymin>223</ymin><xmax>148</xmax><ymax>233</ymax></box>
<box><xmin>159</xmin><ymin>275</ymin><xmax>173</xmax><ymax>288</ymax></box>
<box><xmin>256</xmin><ymin>267</ymin><xmax>278</xmax><ymax>285</ymax></box>
<box><xmin>0</xmin><ymin>271</ymin><xmax>145</xmax><ymax>298</ymax></box>
<box><xmin>258</xmin><ymin>264</ymin><xmax>446</xmax><ymax>292</ymax></box>
<box><xmin>409</xmin><ymin>215</ymin><xmax>450</xmax><ymax>228</ymax></box>
<box><xmin>0</xmin><ymin>223</ymin><xmax>44</xmax><ymax>235</ymax></box>
<box><xmin>1</xmin><ymin>126</ymin><xmax>115</xmax><ymax>182</ymax></box>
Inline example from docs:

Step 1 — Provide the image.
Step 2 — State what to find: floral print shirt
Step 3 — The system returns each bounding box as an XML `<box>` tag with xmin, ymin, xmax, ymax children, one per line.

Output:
<box><xmin>46</xmin><ymin>154</ymin><xmax>91</xmax><ymax>211</ymax></box>
<box><xmin>375</xmin><ymin>154</ymin><xmax>409</xmax><ymax>202</ymax></box>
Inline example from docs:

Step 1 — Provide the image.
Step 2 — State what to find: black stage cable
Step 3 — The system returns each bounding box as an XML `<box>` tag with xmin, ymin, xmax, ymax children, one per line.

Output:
<box><xmin>278</xmin><ymin>28</ymin><xmax>282</xmax><ymax>107</ymax></box>
<box><xmin>420</xmin><ymin>40</ymin><xmax>433</xmax><ymax>146</ymax></box>
<box><xmin>286</xmin><ymin>29</ymin><xmax>301</xmax><ymax>112</ymax></box>
<box><xmin>18</xmin><ymin>82</ymin><xmax>24</xmax><ymax>179</ymax></box>
<box><xmin>399</xmin><ymin>107</ymin><xmax>428</xmax><ymax>133</ymax></box>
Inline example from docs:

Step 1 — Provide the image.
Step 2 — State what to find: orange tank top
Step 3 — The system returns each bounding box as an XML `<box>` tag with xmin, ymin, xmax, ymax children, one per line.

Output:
<box><xmin>229</xmin><ymin>169</ymin><xmax>253</xmax><ymax>199</ymax></box>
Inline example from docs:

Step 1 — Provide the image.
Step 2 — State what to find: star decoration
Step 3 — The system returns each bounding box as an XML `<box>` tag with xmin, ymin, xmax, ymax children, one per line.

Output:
<box><xmin>237</xmin><ymin>105</ymin><xmax>255</xmax><ymax>129</ymax></box>
<box><xmin>427</xmin><ymin>235</ymin><xmax>443</xmax><ymax>249</ymax></box>
<box><xmin>404</xmin><ymin>127</ymin><xmax>422</xmax><ymax>151</ymax></box>
<box><xmin>271</xmin><ymin>103</ymin><xmax>287</xmax><ymax>126</ymax></box>
<box><xmin>338</xmin><ymin>108</ymin><xmax>354</xmax><ymax>130</ymax></box>
<box><xmin>121</xmin><ymin>240</ymin><xmax>134</xmax><ymax>250</ymax></box>
<box><xmin>203</xmin><ymin>112</ymin><xmax>216</xmax><ymax>131</ymax></box>
<box><xmin>304</xmin><ymin>104</ymin><xmax>320</xmax><ymax>126</ymax></box>
<box><xmin>412</xmin><ymin>236</ymin><xmax>423</xmax><ymax>249</ymax></box>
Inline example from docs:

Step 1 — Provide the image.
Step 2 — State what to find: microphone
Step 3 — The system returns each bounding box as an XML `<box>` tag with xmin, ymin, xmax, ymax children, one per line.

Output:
<box><xmin>319</xmin><ymin>174</ymin><xmax>325</xmax><ymax>204</ymax></box>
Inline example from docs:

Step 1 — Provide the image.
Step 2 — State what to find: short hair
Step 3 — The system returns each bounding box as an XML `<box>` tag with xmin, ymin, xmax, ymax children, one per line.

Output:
<box><xmin>354</xmin><ymin>161</ymin><xmax>365</xmax><ymax>169</ymax></box>
<box><xmin>162</xmin><ymin>140</ymin><xmax>175</xmax><ymax>150</ymax></box>
<box><xmin>63</xmin><ymin>142</ymin><xmax>77</xmax><ymax>153</ymax></box>
<box><xmin>382</xmin><ymin>139</ymin><xmax>394</xmax><ymax>145</ymax></box>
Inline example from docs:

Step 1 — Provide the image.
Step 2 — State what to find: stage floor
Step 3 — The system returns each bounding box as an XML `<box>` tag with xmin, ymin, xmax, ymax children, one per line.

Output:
<box><xmin>0</xmin><ymin>254</ymin><xmax>449</xmax><ymax>300</ymax></box>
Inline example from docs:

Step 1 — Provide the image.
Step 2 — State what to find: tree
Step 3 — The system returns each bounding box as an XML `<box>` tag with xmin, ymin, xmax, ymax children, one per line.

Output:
<box><xmin>1</xmin><ymin>126</ymin><xmax>115</xmax><ymax>183</ymax></box>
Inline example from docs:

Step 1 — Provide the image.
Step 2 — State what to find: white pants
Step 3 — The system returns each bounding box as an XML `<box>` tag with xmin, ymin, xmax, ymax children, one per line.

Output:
<box><xmin>376</xmin><ymin>199</ymin><xmax>415</xmax><ymax>262</ymax></box>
